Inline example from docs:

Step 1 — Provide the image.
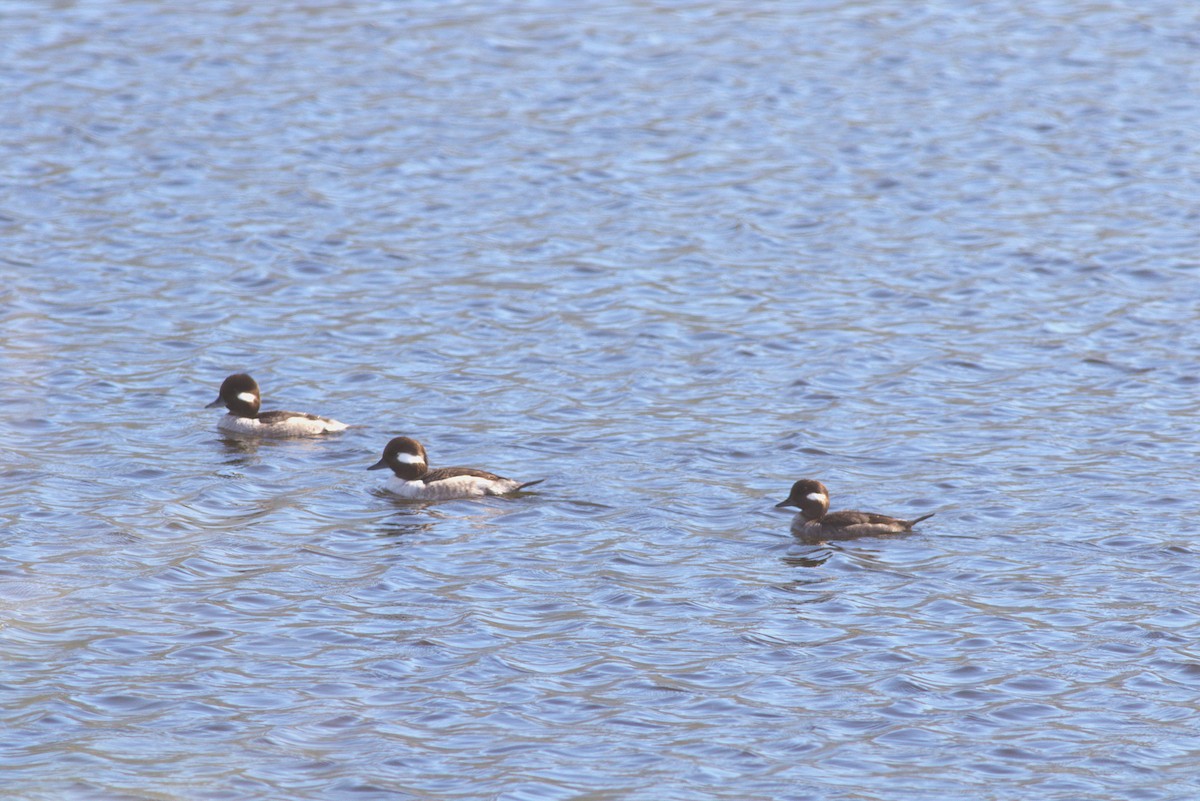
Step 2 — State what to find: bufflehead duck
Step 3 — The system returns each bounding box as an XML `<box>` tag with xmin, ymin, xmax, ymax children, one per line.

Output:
<box><xmin>368</xmin><ymin>436</ymin><xmax>543</xmax><ymax>500</ymax></box>
<box><xmin>206</xmin><ymin>373</ymin><xmax>347</xmax><ymax>437</ymax></box>
<box><xmin>775</xmin><ymin>479</ymin><xmax>934</xmax><ymax>542</ymax></box>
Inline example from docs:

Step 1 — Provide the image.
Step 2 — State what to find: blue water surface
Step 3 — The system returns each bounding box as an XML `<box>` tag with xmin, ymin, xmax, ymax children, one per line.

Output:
<box><xmin>2</xmin><ymin>1</ymin><xmax>1200</xmax><ymax>799</ymax></box>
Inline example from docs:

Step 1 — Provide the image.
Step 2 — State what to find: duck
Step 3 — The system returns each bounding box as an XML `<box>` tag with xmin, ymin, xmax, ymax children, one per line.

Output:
<box><xmin>368</xmin><ymin>436</ymin><xmax>543</xmax><ymax>500</ymax></box>
<box><xmin>206</xmin><ymin>373</ymin><xmax>347</xmax><ymax>437</ymax></box>
<box><xmin>775</xmin><ymin>479</ymin><xmax>933</xmax><ymax>542</ymax></box>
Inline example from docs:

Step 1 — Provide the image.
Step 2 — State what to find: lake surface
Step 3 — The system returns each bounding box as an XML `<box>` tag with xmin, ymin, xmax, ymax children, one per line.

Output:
<box><xmin>3</xmin><ymin>1</ymin><xmax>1200</xmax><ymax>799</ymax></box>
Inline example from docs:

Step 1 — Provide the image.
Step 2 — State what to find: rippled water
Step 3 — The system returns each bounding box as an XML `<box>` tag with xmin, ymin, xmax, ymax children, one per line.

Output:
<box><xmin>4</xmin><ymin>1</ymin><xmax>1200</xmax><ymax>799</ymax></box>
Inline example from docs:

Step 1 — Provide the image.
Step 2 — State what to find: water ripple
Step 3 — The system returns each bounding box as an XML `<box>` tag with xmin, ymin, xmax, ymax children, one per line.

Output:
<box><xmin>4</xmin><ymin>1</ymin><xmax>1200</xmax><ymax>799</ymax></box>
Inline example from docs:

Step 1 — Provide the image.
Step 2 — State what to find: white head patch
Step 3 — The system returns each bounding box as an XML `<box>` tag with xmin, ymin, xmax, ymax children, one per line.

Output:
<box><xmin>237</xmin><ymin>391</ymin><xmax>257</xmax><ymax>404</ymax></box>
<box><xmin>807</xmin><ymin>492</ymin><xmax>828</xmax><ymax>505</ymax></box>
<box><xmin>393</xmin><ymin>452</ymin><xmax>425</xmax><ymax>465</ymax></box>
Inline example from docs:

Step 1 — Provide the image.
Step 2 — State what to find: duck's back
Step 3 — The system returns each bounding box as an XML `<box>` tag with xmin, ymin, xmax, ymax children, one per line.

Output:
<box><xmin>792</xmin><ymin>510</ymin><xmax>920</xmax><ymax>543</ymax></box>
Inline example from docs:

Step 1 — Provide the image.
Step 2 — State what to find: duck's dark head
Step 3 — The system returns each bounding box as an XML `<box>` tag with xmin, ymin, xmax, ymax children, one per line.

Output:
<box><xmin>368</xmin><ymin>436</ymin><xmax>428</xmax><ymax>480</ymax></box>
<box><xmin>206</xmin><ymin>373</ymin><xmax>261</xmax><ymax>418</ymax></box>
<box><xmin>775</xmin><ymin>479</ymin><xmax>830</xmax><ymax>521</ymax></box>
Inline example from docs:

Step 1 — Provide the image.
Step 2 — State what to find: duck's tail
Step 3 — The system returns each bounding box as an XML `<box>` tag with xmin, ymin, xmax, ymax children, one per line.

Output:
<box><xmin>516</xmin><ymin>479</ymin><xmax>546</xmax><ymax>492</ymax></box>
<box><xmin>908</xmin><ymin>512</ymin><xmax>935</xmax><ymax>527</ymax></box>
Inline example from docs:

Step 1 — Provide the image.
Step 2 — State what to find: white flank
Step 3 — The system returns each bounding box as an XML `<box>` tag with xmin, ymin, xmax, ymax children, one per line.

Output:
<box><xmin>218</xmin><ymin>413</ymin><xmax>345</xmax><ymax>438</ymax></box>
<box><xmin>217</xmin><ymin>416</ymin><xmax>262</xmax><ymax>435</ymax></box>
<box><xmin>383</xmin><ymin>478</ymin><xmax>428</xmax><ymax>499</ymax></box>
<box><xmin>429</xmin><ymin>475</ymin><xmax>489</xmax><ymax>498</ymax></box>
<box><xmin>286</xmin><ymin>416</ymin><xmax>346</xmax><ymax>435</ymax></box>
<box><xmin>236</xmin><ymin>391</ymin><xmax>257</xmax><ymax>404</ymax></box>
<box><xmin>383</xmin><ymin>474</ymin><xmax>519</xmax><ymax>500</ymax></box>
